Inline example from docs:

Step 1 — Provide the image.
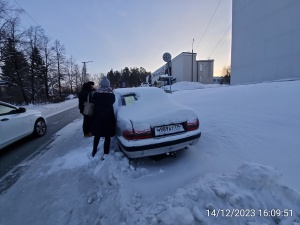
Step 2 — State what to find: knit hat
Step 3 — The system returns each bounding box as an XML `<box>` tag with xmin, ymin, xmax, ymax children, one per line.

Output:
<box><xmin>100</xmin><ymin>77</ymin><xmax>110</xmax><ymax>88</ymax></box>
<box><xmin>87</xmin><ymin>81</ymin><xmax>95</xmax><ymax>86</ymax></box>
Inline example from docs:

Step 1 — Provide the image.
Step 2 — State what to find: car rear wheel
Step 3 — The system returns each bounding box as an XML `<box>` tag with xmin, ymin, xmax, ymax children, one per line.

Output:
<box><xmin>34</xmin><ymin>118</ymin><xmax>47</xmax><ymax>137</ymax></box>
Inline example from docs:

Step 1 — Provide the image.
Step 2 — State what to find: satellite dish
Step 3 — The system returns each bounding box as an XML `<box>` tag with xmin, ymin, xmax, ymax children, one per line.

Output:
<box><xmin>163</xmin><ymin>52</ymin><xmax>172</xmax><ymax>62</ymax></box>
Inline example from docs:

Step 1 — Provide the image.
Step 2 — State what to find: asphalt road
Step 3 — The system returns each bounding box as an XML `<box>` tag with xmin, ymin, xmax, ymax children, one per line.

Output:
<box><xmin>0</xmin><ymin>106</ymin><xmax>81</xmax><ymax>191</ymax></box>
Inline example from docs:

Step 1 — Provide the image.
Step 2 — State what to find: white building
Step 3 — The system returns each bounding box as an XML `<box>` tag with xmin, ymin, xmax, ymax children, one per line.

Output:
<box><xmin>151</xmin><ymin>52</ymin><xmax>214</xmax><ymax>85</ymax></box>
<box><xmin>197</xmin><ymin>59</ymin><xmax>214</xmax><ymax>84</ymax></box>
<box><xmin>231</xmin><ymin>0</ymin><xmax>300</xmax><ymax>84</ymax></box>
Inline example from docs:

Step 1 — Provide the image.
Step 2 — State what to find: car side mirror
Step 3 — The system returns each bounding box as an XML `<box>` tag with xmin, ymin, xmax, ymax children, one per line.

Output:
<box><xmin>18</xmin><ymin>107</ymin><xmax>26</xmax><ymax>113</ymax></box>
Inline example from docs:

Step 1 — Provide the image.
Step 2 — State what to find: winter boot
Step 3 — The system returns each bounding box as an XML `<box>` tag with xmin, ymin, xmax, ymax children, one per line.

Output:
<box><xmin>92</xmin><ymin>148</ymin><xmax>97</xmax><ymax>157</ymax></box>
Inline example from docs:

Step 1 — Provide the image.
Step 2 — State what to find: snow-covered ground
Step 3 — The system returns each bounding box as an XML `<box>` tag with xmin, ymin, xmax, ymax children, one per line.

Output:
<box><xmin>24</xmin><ymin>98</ymin><xmax>79</xmax><ymax>118</ymax></box>
<box><xmin>0</xmin><ymin>81</ymin><xmax>300</xmax><ymax>225</ymax></box>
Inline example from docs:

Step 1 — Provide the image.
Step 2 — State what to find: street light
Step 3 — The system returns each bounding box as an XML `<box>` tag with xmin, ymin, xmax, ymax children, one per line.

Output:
<box><xmin>82</xmin><ymin>61</ymin><xmax>93</xmax><ymax>82</ymax></box>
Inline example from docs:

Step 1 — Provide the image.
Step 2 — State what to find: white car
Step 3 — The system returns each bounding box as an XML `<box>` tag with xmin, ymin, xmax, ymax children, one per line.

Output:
<box><xmin>140</xmin><ymin>82</ymin><xmax>150</xmax><ymax>87</ymax></box>
<box><xmin>0</xmin><ymin>101</ymin><xmax>47</xmax><ymax>150</ymax></box>
<box><xmin>114</xmin><ymin>87</ymin><xmax>201</xmax><ymax>158</ymax></box>
<box><xmin>65</xmin><ymin>94</ymin><xmax>77</xmax><ymax>100</ymax></box>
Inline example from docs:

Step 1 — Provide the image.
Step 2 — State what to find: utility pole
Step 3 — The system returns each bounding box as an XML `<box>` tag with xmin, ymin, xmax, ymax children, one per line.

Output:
<box><xmin>191</xmin><ymin>38</ymin><xmax>194</xmax><ymax>82</ymax></box>
<box><xmin>82</xmin><ymin>61</ymin><xmax>93</xmax><ymax>83</ymax></box>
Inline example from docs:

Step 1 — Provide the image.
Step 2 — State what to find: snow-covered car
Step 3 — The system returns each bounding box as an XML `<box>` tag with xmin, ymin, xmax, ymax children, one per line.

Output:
<box><xmin>114</xmin><ymin>87</ymin><xmax>201</xmax><ymax>158</ymax></box>
<box><xmin>140</xmin><ymin>82</ymin><xmax>150</xmax><ymax>87</ymax></box>
<box><xmin>0</xmin><ymin>101</ymin><xmax>47</xmax><ymax>150</ymax></box>
<box><xmin>65</xmin><ymin>94</ymin><xmax>76</xmax><ymax>100</ymax></box>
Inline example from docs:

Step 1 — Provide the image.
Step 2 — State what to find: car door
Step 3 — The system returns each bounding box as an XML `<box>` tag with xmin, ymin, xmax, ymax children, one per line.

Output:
<box><xmin>0</xmin><ymin>104</ymin><xmax>29</xmax><ymax>148</ymax></box>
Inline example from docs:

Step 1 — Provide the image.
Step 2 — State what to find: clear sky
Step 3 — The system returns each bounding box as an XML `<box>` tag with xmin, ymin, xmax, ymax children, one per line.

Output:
<box><xmin>14</xmin><ymin>0</ymin><xmax>232</xmax><ymax>76</ymax></box>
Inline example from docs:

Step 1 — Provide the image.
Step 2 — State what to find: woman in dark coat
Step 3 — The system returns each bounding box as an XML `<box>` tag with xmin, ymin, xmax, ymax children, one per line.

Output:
<box><xmin>78</xmin><ymin>81</ymin><xmax>95</xmax><ymax>137</ymax></box>
<box><xmin>91</xmin><ymin>77</ymin><xmax>116</xmax><ymax>158</ymax></box>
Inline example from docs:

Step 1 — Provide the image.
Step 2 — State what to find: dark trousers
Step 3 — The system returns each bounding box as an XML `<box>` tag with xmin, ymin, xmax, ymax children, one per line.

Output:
<box><xmin>93</xmin><ymin>136</ymin><xmax>111</xmax><ymax>155</ymax></box>
<box><xmin>83</xmin><ymin>115</ymin><xmax>93</xmax><ymax>135</ymax></box>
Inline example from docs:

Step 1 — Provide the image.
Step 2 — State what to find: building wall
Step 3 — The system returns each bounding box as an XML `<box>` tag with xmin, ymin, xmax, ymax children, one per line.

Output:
<box><xmin>171</xmin><ymin>52</ymin><xmax>197</xmax><ymax>82</ymax></box>
<box><xmin>197</xmin><ymin>60</ymin><xmax>214</xmax><ymax>84</ymax></box>
<box><xmin>151</xmin><ymin>65</ymin><xmax>164</xmax><ymax>84</ymax></box>
<box><xmin>171</xmin><ymin>54</ymin><xmax>185</xmax><ymax>82</ymax></box>
<box><xmin>231</xmin><ymin>0</ymin><xmax>300</xmax><ymax>84</ymax></box>
<box><xmin>151</xmin><ymin>52</ymin><xmax>214</xmax><ymax>84</ymax></box>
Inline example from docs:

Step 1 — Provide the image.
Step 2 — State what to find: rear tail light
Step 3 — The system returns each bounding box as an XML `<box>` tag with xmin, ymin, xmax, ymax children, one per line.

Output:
<box><xmin>186</xmin><ymin>118</ymin><xmax>199</xmax><ymax>131</ymax></box>
<box><xmin>122</xmin><ymin>130</ymin><xmax>135</xmax><ymax>140</ymax></box>
<box><xmin>122</xmin><ymin>129</ymin><xmax>152</xmax><ymax>140</ymax></box>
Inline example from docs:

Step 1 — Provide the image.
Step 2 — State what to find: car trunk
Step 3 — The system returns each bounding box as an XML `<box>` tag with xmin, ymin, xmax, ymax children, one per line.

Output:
<box><xmin>125</xmin><ymin>108</ymin><xmax>198</xmax><ymax>139</ymax></box>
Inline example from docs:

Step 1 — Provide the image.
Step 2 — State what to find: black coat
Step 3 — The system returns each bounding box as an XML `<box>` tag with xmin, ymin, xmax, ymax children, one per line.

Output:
<box><xmin>91</xmin><ymin>91</ymin><xmax>116</xmax><ymax>137</ymax></box>
<box><xmin>78</xmin><ymin>83</ymin><xmax>94</xmax><ymax>114</ymax></box>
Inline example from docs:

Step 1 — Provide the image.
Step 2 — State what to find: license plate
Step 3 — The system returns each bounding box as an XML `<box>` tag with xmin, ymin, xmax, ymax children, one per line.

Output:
<box><xmin>154</xmin><ymin>124</ymin><xmax>185</xmax><ymax>136</ymax></box>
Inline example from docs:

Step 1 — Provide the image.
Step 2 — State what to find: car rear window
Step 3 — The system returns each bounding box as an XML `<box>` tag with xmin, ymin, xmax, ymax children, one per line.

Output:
<box><xmin>121</xmin><ymin>94</ymin><xmax>136</xmax><ymax>106</ymax></box>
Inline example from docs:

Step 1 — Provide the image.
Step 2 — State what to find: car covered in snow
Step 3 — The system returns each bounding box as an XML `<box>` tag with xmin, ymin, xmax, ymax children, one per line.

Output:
<box><xmin>113</xmin><ymin>87</ymin><xmax>201</xmax><ymax>158</ymax></box>
<box><xmin>65</xmin><ymin>94</ymin><xmax>77</xmax><ymax>100</ymax></box>
<box><xmin>140</xmin><ymin>82</ymin><xmax>150</xmax><ymax>87</ymax></box>
<box><xmin>0</xmin><ymin>101</ymin><xmax>47</xmax><ymax>150</ymax></box>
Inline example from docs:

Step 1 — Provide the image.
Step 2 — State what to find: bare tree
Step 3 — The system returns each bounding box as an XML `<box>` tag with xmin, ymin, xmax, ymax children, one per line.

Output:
<box><xmin>0</xmin><ymin>0</ymin><xmax>22</xmax><ymax>66</ymax></box>
<box><xmin>221</xmin><ymin>65</ymin><xmax>231</xmax><ymax>85</ymax></box>
<box><xmin>221</xmin><ymin>65</ymin><xmax>231</xmax><ymax>76</ymax></box>
<box><xmin>66</xmin><ymin>55</ymin><xmax>77</xmax><ymax>94</ymax></box>
<box><xmin>0</xmin><ymin>1</ymin><xmax>10</xmax><ymax>64</ymax></box>
<box><xmin>0</xmin><ymin>0</ymin><xmax>81</xmax><ymax>103</ymax></box>
<box><xmin>52</xmin><ymin>39</ymin><xmax>66</xmax><ymax>97</ymax></box>
<box><xmin>25</xmin><ymin>25</ymin><xmax>45</xmax><ymax>103</ymax></box>
<box><xmin>40</xmin><ymin>34</ymin><xmax>55</xmax><ymax>101</ymax></box>
<box><xmin>72</xmin><ymin>63</ymin><xmax>80</xmax><ymax>94</ymax></box>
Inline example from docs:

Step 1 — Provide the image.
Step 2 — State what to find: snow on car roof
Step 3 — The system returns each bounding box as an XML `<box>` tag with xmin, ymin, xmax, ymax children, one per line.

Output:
<box><xmin>114</xmin><ymin>87</ymin><xmax>167</xmax><ymax>100</ymax></box>
<box><xmin>114</xmin><ymin>87</ymin><xmax>175</xmax><ymax>111</ymax></box>
<box><xmin>114</xmin><ymin>87</ymin><xmax>197</xmax><ymax>124</ymax></box>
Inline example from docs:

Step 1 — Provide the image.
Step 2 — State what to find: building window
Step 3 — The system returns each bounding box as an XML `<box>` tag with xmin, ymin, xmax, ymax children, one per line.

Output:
<box><xmin>200</xmin><ymin>64</ymin><xmax>203</xmax><ymax>71</ymax></box>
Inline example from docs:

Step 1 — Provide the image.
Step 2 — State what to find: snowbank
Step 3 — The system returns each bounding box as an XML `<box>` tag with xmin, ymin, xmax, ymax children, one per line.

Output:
<box><xmin>1</xmin><ymin>81</ymin><xmax>300</xmax><ymax>225</ymax></box>
<box><xmin>168</xmin><ymin>81</ymin><xmax>222</xmax><ymax>92</ymax></box>
<box><xmin>24</xmin><ymin>99</ymin><xmax>78</xmax><ymax>118</ymax></box>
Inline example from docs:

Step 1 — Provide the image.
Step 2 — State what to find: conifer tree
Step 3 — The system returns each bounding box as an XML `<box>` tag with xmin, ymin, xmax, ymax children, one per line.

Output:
<box><xmin>1</xmin><ymin>38</ymin><xmax>30</xmax><ymax>104</ymax></box>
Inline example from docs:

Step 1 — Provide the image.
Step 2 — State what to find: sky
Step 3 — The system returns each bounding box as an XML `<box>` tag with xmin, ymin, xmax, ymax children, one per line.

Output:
<box><xmin>13</xmin><ymin>0</ymin><xmax>232</xmax><ymax>76</ymax></box>
<box><xmin>0</xmin><ymin>80</ymin><xmax>299</xmax><ymax>225</ymax></box>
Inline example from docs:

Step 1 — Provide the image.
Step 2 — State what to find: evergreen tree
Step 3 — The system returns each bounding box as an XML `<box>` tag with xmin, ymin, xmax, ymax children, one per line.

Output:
<box><xmin>139</xmin><ymin>67</ymin><xmax>151</xmax><ymax>83</ymax></box>
<box><xmin>114</xmin><ymin>70</ymin><xmax>122</xmax><ymax>88</ymax></box>
<box><xmin>107</xmin><ymin>69</ymin><xmax>114</xmax><ymax>88</ymax></box>
<box><xmin>0</xmin><ymin>38</ymin><xmax>30</xmax><ymax>104</ymax></box>
<box><xmin>121</xmin><ymin>67</ymin><xmax>130</xmax><ymax>87</ymax></box>
<box><xmin>28</xmin><ymin>46</ymin><xmax>46</xmax><ymax>103</ymax></box>
<box><xmin>105</xmin><ymin>67</ymin><xmax>151</xmax><ymax>88</ymax></box>
<box><xmin>130</xmin><ymin>67</ymin><xmax>139</xmax><ymax>87</ymax></box>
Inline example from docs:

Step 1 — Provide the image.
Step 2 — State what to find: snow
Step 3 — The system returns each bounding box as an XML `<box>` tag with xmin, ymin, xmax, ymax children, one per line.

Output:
<box><xmin>163</xmin><ymin>81</ymin><xmax>221</xmax><ymax>92</ymax></box>
<box><xmin>0</xmin><ymin>80</ymin><xmax>300</xmax><ymax>225</ymax></box>
<box><xmin>24</xmin><ymin>98</ymin><xmax>79</xmax><ymax>118</ymax></box>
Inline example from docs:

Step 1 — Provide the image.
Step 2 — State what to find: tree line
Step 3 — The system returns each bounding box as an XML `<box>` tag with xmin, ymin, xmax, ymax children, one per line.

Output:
<box><xmin>107</xmin><ymin>67</ymin><xmax>150</xmax><ymax>89</ymax></box>
<box><xmin>220</xmin><ymin>66</ymin><xmax>231</xmax><ymax>85</ymax></box>
<box><xmin>0</xmin><ymin>0</ymin><xmax>151</xmax><ymax>105</ymax></box>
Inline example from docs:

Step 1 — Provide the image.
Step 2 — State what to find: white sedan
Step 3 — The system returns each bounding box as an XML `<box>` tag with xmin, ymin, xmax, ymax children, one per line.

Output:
<box><xmin>114</xmin><ymin>87</ymin><xmax>201</xmax><ymax>158</ymax></box>
<box><xmin>0</xmin><ymin>101</ymin><xmax>47</xmax><ymax>150</ymax></box>
<box><xmin>140</xmin><ymin>82</ymin><xmax>150</xmax><ymax>87</ymax></box>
